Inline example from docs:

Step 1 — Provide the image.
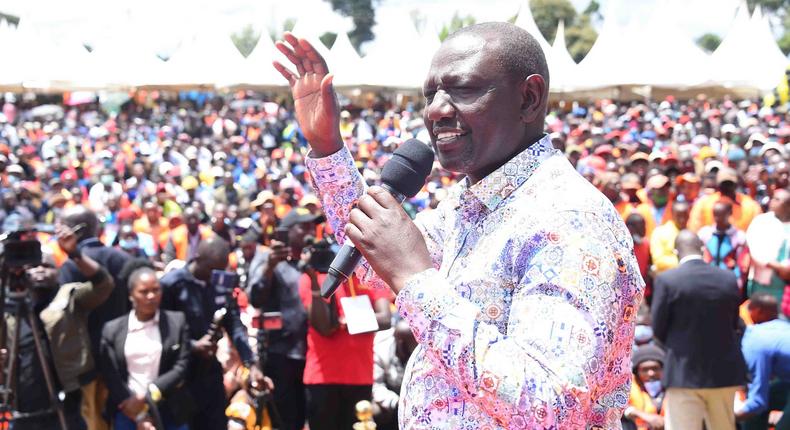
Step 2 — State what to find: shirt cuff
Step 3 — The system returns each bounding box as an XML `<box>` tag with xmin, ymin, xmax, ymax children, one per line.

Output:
<box><xmin>395</xmin><ymin>268</ymin><xmax>480</xmax><ymax>341</ymax></box>
<box><xmin>305</xmin><ymin>146</ymin><xmax>356</xmax><ymax>185</ymax></box>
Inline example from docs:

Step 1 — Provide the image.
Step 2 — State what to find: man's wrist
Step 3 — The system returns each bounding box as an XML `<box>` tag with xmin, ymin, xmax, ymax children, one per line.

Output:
<box><xmin>67</xmin><ymin>248</ymin><xmax>82</xmax><ymax>260</ymax></box>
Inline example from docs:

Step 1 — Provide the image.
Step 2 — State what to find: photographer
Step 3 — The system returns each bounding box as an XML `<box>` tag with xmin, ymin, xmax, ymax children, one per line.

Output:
<box><xmin>7</xmin><ymin>224</ymin><xmax>113</xmax><ymax>430</ymax></box>
<box><xmin>248</xmin><ymin>207</ymin><xmax>318</xmax><ymax>430</ymax></box>
<box><xmin>159</xmin><ymin>237</ymin><xmax>266</xmax><ymax>430</ymax></box>
<box><xmin>298</xmin><ymin>238</ymin><xmax>392</xmax><ymax>430</ymax></box>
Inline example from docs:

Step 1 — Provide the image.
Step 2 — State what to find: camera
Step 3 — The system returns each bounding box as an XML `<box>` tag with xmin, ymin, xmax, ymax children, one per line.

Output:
<box><xmin>302</xmin><ymin>237</ymin><xmax>336</xmax><ymax>274</ymax></box>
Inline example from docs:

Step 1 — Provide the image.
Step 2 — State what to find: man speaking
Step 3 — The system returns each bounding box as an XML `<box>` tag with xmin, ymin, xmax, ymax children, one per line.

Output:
<box><xmin>273</xmin><ymin>22</ymin><xmax>644</xmax><ymax>429</ymax></box>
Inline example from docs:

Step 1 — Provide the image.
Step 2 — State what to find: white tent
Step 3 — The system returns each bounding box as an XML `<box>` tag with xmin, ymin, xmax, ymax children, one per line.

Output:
<box><xmin>141</xmin><ymin>29</ymin><xmax>248</xmax><ymax>89</ymax></box>
<box><xmin>707</xmin><ymin>2</ymin><xmax>788</xmax><ymax>93</ymax></box>
<box><xmin>358</xmin><ymin>13</ymin><xmax>431</xmax><ymax>89</ymax></box>
<box><xmin>226</xmin><ymin>32</ymin><xmax>287</xmax><ymax>90</ymax></box>
<box><xmin>548</xmin><ymin>20</ymin><xmax>577</xmax><ymax>92</ymax></box>
<box><xmin>12</xmin><ymin>19</ymin><xmax>111</xmax><ymax>92</ymax></box>
<box><xmin>328</xmin><ymin>31</ymin><xmax>366</xmax><ymax>87</ymax></box>
<box><xmin>513</xmin><ymin>0</ymin><xmax>552</xmax><ymax>61</ymax></box>
<box><xmin>0</xmin><ymin>20</ymin><xmax>24</xmax><ymax>91</ymax></box>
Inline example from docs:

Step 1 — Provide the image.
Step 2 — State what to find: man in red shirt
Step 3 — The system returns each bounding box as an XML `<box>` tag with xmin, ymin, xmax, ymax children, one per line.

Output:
<box><xmin>298</xmin><ymin>240</ymin><xmax>392</xmax><ymax>430</ymax></box>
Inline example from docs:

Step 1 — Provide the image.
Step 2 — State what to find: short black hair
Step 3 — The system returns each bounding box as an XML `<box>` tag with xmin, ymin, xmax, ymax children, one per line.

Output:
<box><xmin>749</xmin><ymin>292</ymin><xmax>778</xmax><ymax>314</ymax></box>
<box><xmin>62</xmin><ymin>205</ymin><xmax>99</xmax><ymax>241</ymax></box>
<box><xmin>120</xmin><ymin>258</ymin><xmax>156</xmax><ymax>291</ymax></box>
<box><xmin>446</xmin><ymin>22</ymin><xmax>550</xmax><ymax>88</ymax></box>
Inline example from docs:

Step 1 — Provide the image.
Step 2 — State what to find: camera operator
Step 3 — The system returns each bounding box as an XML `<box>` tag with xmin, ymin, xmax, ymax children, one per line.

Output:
<box><xmin>248</xmin><ymin>207</ymin><xmax>319</xmax><ymax>430</ymax></box>
<box><xmin>297</xmin><ymin>238</ymin><xmax>392</xmax><ymax>430</ymax></box>
<box><xmin>6</xmin><ymin>224</ymin><xmax>113</xmax><ymax>430</ymax></box>
<box><xmin>58</xmin><ymin>205</ymin><xmax>130</xmax><ymax>430</ymax></box>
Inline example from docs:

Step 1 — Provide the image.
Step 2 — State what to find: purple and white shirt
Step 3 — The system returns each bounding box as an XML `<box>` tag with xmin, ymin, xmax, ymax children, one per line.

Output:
<box><xmin>306</xmin><ymin>135</ymin><xmax>644</xmax><ymax>429</ymax></box>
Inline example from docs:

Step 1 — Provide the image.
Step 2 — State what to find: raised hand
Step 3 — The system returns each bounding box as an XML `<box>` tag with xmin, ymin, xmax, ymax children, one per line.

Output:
<box><xmin>273</xmin><ymin>32</ymin><xmax>342</xmax><ymax>157</ymax></box>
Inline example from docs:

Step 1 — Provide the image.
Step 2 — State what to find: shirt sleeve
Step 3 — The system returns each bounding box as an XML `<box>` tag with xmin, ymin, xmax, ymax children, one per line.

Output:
<box><xmin>306</xmin><ymin>147</ymin><xmax>445</xmax><ymax>290</ymax></box>
<box><xmin>741</xmin><ymin>327</ymin><xmax>771</xmax><ymax>415</ymax></box>
<box><xmin>395</xmin><ymin>211</ymin><xmax>640</xmax><ymax>426</ymax></box>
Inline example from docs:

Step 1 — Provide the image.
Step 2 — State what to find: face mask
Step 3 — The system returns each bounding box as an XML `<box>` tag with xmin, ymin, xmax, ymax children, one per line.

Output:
<box><xmin>643</xmin><ymin>380</ymin><xmax>663</xmax><ymax>397</ymax></box>
<box><xmin>119</xmin><ymin>238</ymin><xmax>138</xmax><ymax>250</ymax></box>
<box><xmin>631</xmin><ymin>234</ymin><xmax>644</xmax><ymax>245</ymax></box>
<box><xmin>634</xmin><ymin>324</ymin><xmax>653</xmax><ymax>344</ymax></box>
<box><xmin>652</xmin><ymin>194</ymin><xmax>668</xmax><ymax>207</ymax></box>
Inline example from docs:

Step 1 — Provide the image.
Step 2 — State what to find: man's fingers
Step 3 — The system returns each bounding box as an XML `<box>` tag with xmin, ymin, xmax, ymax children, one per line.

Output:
<box><xmin>272</xmin><ymin>61</ymin><xmax>297</xmax><ymax>86</ymax></box>
<box><xmin>320</xmin><ymin>73</ymin><xmax>335</xmax><ymax>102</ymax></box>
<box><xmin>344</xmin><ymin>222</ymin><xmax>365</xmax><ymax>247</ymax></box>
<box><xmin>298</xmin><ymin>38</ymin><xmax>315</xmax><ymax>74</ymax></box>
<box><xmin>274</xmin><ymin>41</ymin><xmax>306</xmax><ymax>76</ymax></box>
<box><xmin>300</xmin><ymin>38</ymin><xmax>328</xmax><ymax>75</ymax></box>
<box><xmin>348</xmin><ymin>207</ymin><xmax>372</xmax><ymax>232</ymax></box>
<box><xmin>367</xmin><ymin>186</ymin><xmax>401</xmax><ymax>210</ymax></box>
<box><xmin>357</xmin><ymin>194</ymin><xmax>385</xmax><ymax>219</ymax></box>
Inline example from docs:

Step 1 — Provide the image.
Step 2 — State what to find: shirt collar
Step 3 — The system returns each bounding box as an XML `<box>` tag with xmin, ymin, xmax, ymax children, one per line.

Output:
<box><xmin>679</xmin><ymin>255</ymin><xmax>704</xmax><ymax>266</ymax></box>
<box><xmin>128</xmin><ymin>310</ymin><xmax>160</xmax><ymax>332</ymax></box>
<box><xmin>459</xmin><ymin>134</ymin><xmax>557</xmax><ymax>212</ymax></box>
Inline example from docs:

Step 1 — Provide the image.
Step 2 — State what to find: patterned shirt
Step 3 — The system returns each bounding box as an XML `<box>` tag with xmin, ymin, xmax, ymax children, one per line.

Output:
<box><xmin>306</xmin><ymin>136</ymin><xmax>644</xmax><ymax>429</ymax></box>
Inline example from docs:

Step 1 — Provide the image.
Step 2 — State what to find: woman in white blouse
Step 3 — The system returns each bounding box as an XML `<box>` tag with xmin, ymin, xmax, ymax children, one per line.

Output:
<box><xmin>100</xmin><ymin>260</ymin><xmax>192</xmax><ymax>429</ymax></box>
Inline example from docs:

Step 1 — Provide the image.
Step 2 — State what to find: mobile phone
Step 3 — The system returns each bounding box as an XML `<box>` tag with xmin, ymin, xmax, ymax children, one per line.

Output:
<box><xmin>211</xmin><ymin>270</ymin><xmax>239</xmax><ymax>293</ymax></box>
<box><xmin>261</xmin><ymin>312</ymin><xmax>283</xmax><ymax>331</ymax></box>
<box><xmin>71</xmin><ymin>223</ymin><xmax>87</xmax><ymax>235</ymax></box>
<box><xmin>273</xmin><ymin>227</ymin><xmax>289</xmax><ymax>245</ymax></box>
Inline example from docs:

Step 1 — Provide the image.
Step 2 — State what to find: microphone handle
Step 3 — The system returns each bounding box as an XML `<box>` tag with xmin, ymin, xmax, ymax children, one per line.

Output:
<box><xmin>319</xmin><ymin>183</ymin><xmax>406</xmax><ymax>298</ymax></box>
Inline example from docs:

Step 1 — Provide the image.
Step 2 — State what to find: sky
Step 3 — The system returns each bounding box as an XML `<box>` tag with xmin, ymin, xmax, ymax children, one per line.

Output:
<box><xmin>0</xmin><ymin>0</ymin><xmax>752</xmax><ymax>56</ymax></box>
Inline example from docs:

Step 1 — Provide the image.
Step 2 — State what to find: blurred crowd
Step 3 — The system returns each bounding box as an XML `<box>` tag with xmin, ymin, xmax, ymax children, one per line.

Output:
<box><xmin>1</xmin><ymin>91</ymin><xmax>790</xmax><ymax>429</ymax></box>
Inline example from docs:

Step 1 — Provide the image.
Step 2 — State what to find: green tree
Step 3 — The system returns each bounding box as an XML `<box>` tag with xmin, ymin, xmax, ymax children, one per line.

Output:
<box><xmin>565</xmin><ymin>14</ymin><xmax>597</xmax><ymax>62</ymax></box>
<box><xmin>320</xmin><ymin>32</ymin><xmax>338</xmax><ymax>49</ymax></box>
<box><xmin>439</xmin><ymin>12</ymin><xmax>476</xmax><ymax>41</ymax></box>
<box><xmin>0</xmin><ymin>12</ymin><xmax>19</xmax><ymax>26</ymax></box>
<box><xmin>231</xmin><ymin>24</ymin><xmax>261</xmax><ymax>58</ymax></box>
<box><xmin>696</xmin><ymin>33</ymin><xmax>722</xmax><ymax>53</ymax></box>
<box><xmin>325</xmin><ymin>0</ymin><xmax>376</xmax><ymax>50</ymax></box>
<box><xmin>747</xmin><ymin>0</ymin><xmax>789</xmax><ymax>13</ymax></box>
<box><xmin>531</xmin><ymin>0</ymin><xmax>577</xmax><ymax>42</ymax></box>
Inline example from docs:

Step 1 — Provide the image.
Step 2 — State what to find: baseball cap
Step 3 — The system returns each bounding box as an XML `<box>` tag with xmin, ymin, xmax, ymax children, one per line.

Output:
<box><xmin>716</xmin><ymin>167</ymin><xmax>738</xmax><ymax>185</ymax></box>
<box><xmin>645</xmin><ymin>174</ymin><xmax>670</xmax><ymax>190</ymax></box>
<box><xmin>250</xmin><ymin>190</ymin><xmax>275</xmax><ymax>208</ymax></box>
<box><xmin>278</xmin><ymin>207</ymin><xmax>325</xmax><ymax>229</ymax></box>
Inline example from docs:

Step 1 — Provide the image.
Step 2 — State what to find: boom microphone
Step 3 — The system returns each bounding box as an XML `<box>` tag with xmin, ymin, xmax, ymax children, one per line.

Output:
<box><xmin>320</xmin><ymin>139</ymin><xmax>435</xmax><ymax>298</ymax></box>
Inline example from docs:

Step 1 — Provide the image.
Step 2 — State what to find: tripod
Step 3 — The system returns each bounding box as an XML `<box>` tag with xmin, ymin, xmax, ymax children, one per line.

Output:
<box><xmin>254</xmin><ymin>318</ymin><xmax>282</xmax><ymax>430</ymax></box>
<box><xmin>0</xmin><ymin>268</ymin><xmax>68</xmax><ymax>430</ymax></box>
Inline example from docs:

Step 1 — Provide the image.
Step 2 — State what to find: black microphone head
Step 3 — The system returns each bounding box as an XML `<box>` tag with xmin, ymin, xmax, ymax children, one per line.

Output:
<box><xmin>380</xmin><ymin>139</ymin><xmax>435</xmax><ymax>198</ymax></box>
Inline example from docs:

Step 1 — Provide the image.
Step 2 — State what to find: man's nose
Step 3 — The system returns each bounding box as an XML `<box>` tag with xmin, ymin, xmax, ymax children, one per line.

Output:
<box><xmin>425</xmin><ymin>91</ymin><xmax>455</xmax><ymax>123</ymax></box>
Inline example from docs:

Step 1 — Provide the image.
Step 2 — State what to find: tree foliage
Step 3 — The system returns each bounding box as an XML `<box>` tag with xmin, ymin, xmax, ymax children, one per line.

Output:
<box><xmin>438</xmin><ymin>12</ymin><xmax>477</xmax><ymax>41</ymax></box>
<box><xmin>326</xmin><ymin>0</ymin><xmax>376</xmax><ymax>50</ymax></box>
<box><xmin>531</xmin><ymin>0</ymin><xmax>577</xmax><ymax>43</ymax></box>
<box><xmin>530</xmin><ymin>0</ymin><xmax>599</xmax><ymax>62</ymax></box>
<box><xmin>696</xmin><ymin>33</ymin><xmax>722</xmax><ymax>53</ymax></box>
<box><xmin>319</xmin><ymin>32</ymin><xmax>338</xmax><ymax>50</ymax></box>
<box><xmin>231</xmin><ymin>24</ymin><xmax>261</xmax><ymax>58</ymax></box>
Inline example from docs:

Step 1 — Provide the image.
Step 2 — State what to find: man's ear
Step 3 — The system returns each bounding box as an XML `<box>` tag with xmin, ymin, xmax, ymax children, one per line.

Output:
<box><xmin>520</xmin><ymin>74</ymin><xmax>547</xmax><ymax>124</ymax></box>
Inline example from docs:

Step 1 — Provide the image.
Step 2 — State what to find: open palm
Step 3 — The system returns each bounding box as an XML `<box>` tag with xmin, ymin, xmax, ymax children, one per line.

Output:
<box><xmin>273</xmin><ymin>32</ymin><xmax>342</xmax><ymax>156</ymax></box>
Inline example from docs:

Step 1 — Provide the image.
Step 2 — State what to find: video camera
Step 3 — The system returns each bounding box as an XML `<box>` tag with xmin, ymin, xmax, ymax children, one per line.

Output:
<box><xmin>301</xmin><ymin>237</ymin><xmax>336</xmax><ymax>274</ymax></box>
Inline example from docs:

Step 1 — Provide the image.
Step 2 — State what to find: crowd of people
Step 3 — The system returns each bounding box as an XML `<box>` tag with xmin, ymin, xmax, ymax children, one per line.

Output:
<box><xmin>0</xmin><ymin>89</ymin><xmax>789</xmax><ymax>429</ymax></box>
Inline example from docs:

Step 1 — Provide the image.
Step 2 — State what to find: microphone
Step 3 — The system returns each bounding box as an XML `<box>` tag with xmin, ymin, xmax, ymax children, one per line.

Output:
<box><xmin>320</xmin><ymin>139</ymin><xmax>435</xmax><ymax>298</ymax></box>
